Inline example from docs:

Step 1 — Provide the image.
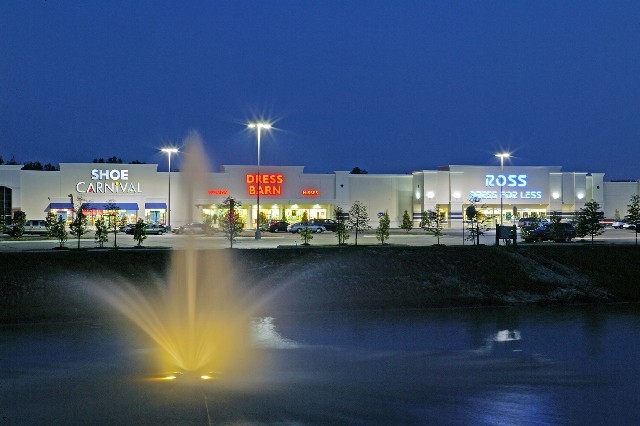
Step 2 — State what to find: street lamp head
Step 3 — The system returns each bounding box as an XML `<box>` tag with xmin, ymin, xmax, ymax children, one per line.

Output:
<box><xmin>161</xmin><ymin>148</ymin><xmax>179</xmax><ymax>154</ymax></box>
<box><xmin>248</xmin><ymin>122</ymin><xmax>272</xmax><ymax>130</ymax></box>
<box><xmin>495</xmin><ymin>153</ymin><xmax>510</xmax><ymax>159</ymax></box>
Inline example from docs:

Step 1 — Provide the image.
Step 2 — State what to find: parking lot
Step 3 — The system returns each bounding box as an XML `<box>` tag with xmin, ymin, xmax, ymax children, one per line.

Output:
<box><xmin>0</xmin><ymin>227</ymin><xmax>638</xmax><ymax>251</ymax></box>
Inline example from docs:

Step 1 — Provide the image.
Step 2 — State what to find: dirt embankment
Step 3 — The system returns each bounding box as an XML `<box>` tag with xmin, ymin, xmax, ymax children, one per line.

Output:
<box><xmin>1</xmin><ymin>245</ymin><xmax>638</xmax><ymax>322</ymax></box>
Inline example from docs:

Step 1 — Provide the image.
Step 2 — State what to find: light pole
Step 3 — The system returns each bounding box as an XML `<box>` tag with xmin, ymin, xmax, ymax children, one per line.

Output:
<box><xmin>248</xmin><ymin>122</ymin><xmax>271</xmax><ymax>240</ymax></box>
<box><xmin>495</xmin><ymin>153</ymin><xmax>510</xmax><ymax>225</ymax></box>
<box><xmin>161</xmin><ymin>148</ymin><xmax>178</xmax><ymax>230</ymax></box>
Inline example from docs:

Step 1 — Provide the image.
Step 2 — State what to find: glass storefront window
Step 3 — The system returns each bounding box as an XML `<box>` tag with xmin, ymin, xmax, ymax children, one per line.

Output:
<box><xmin>145</xmin><ymin>209</ymin><xmax>166</xmax><ymax>225</ymax></box>
<box><xmin>82</xmin><ymin>209</ymin><xmax>137</xmax><ymax>226</ymax></box>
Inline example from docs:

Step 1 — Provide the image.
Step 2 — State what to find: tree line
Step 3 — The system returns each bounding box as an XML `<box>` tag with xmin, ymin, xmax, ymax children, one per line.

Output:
<box><xmin>0</xmin><ymin>155</ymin><xmax>145</xmax><ymax>171</ymax></box>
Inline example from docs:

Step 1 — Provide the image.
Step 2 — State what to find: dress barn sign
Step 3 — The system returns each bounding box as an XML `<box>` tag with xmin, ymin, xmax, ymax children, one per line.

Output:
<box><xmin>245</xmin><ymin>173</ymin><xmax>284</xmax><ymax>196</ymax></box>
<box><xmin>76</xmin><ymin>169</ymin><xmax>142</xmax><ymax>194</ymax></box>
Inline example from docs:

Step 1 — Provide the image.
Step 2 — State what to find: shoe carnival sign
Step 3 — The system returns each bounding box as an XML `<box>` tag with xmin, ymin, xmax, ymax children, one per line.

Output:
<box><xmin>246</xmin><ymin>173</ymin><xmax>284</xmax><ymax>196</ymax></box>
<box><xmin>76</xmin><ymin>169</ymin><xmax>142</xmax><ymax>194</ymax></box>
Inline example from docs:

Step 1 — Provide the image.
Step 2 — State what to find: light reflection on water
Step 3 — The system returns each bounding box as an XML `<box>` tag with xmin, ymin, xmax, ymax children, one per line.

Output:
<box><xmin>0</xmin><ymin>305</ymin><xmax>639</xmax><ymax>424</ymax></box>
<box><xmin>464</xmin><ymin>389</ymin><xmax>556</xmax><ymax>426</ymax></box>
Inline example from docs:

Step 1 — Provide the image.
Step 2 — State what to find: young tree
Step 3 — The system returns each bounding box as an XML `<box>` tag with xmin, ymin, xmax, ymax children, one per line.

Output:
<box><xmin>375</xmin><ymin>211</ymin><xmax>390</xmax><ymax>244</ymax></box>
<box><xmin>334</xmin><ymin>206</ymin><xmax>350</xmax><ymax>246</ymax></box>
<box><xmin>400</xmin><ymin>210</ymin><xmax>413</xmax><ymax>233</ymax></box>
<box><xmin>625</xmin><ymin>194</ymin><xmax>640</xmax><ymax>245</ymax></box>
<box><xmin>575</xmin><ymin>200</ymin><xmax>605</xmax><ymax>244</ymax></box>
<box><xmin>421</xmin><ymin>208</ymin><xmax>446</xmax><ymax>245</ymax></box>
<box><xmin>573</xmin><ymin>210</ymin><xmax>589</xmax><ymax>240</ymax></box>
<box><xmin>549</xmin><ymin>211</ymin><xmax>565</xmax><ymax>242</ymax></box>
<box><xmin>10</xmin><ymin>210</ymin><xmax>26</xmax><ymax>238</ymax></box>
<box><xmin>347</xmin><ymin>200</ymin><xmax>371</xmax><ymax>246</ymax></box>
<box><xmin>69</xmin><ymin>206</ymin><xmax>89</xmax><ymax>249</ymax></box>
<box><xmin>464</xmin><ymin>201</ymin><xmax>487</xmax><ymax>245</ymax></box>
<box><xmin>258</xmin><ymin>211</ymin><xmax>268</xmax><ymax>231</ymax></box>
<box><xmin>104</xmin><ymin>201</ymin><xmax>121</xmax><ymax>249</ymax></box>
<box><xmin>218</xmin><ymin>197</ymin><xmax>244</xmax><ymax>248</ymax></box>
<box><xmin>298</xmin><ymin>211</ymin><xmax>313</xmax><ymax>244</ymax></box>
<box><xmin>94</xmin><ymin>217</ymin><xmax>109</xmax><ymax>248</ymax></box>
<box><xmin>45</xmin><ymin>212</ymin><xmax>58</xmax><ymax>239</ymax></box>
<box><xmin>203</xmin><ymin>215</ymin><xmax>216</xmax><ymax>235</ymax></box>
<box><xmin>133</xmin><ymin>218</ymin><xmax>147</xmax><ymax>247</ymax></box>
<box><xmin>614</xmin><ymin>209</ymin><xmax>621</xmax><ymax>222</ymax></box>
<box><xmin>51</xmin><ymin>216</ymin><xmax>68</xmax><ymax>248</ymax></box>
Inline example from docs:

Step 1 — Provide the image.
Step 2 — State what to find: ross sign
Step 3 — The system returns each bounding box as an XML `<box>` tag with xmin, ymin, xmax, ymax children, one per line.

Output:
<box><xmin>76</xmin><ymin>169</ymin><xmax>142</xmax><ymax>194</ymax></box>
<box><xmin>208</xmin><ymin>189</ymin><xmax>229</xmax><ymax>195</ymax></box>
<box><xmin>485</xmin><ymin>174</ymin><xmax>527</xmax><ymax>187</ymax></box>
<box><xmin>468</xmin><ymin>174</ymin><xmax>542</xmax><ymax>201</ymax></box>
<box><xmin>246</xmin><ymin>173</ymin><xmax>284</xmax><ymax>196</ymax></box>
<box><xmin>301</xmin><ymin>189</ymin><xmax>319</xmax><ymax>196</ymax></box>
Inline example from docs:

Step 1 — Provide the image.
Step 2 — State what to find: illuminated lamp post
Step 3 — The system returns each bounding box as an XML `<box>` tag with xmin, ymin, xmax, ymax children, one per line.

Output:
<box><xmin>248</xmin><ymin>122</ymin><xmax>272</xmax><ymax>240</ymax></box>
<box><xmin>495</xmin><ymin>153</ymin><xmax>510</xmax><ymax>225</ymax></box>
<box><xmin>161</xmin><ymin>148</ymin><xmax>178</xmax><ymax>230</ymax></box>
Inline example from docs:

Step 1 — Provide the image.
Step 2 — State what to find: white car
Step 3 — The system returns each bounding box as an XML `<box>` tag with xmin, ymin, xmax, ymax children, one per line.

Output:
<box><xmin>4</xmin><ymin>219</ymin><xmax>49</xmax><ymax>235</ymax></box>
<box><xmin>287</xmin><ymin>222</ymin><xmax>326</xmax><ymax>233</ymax></box>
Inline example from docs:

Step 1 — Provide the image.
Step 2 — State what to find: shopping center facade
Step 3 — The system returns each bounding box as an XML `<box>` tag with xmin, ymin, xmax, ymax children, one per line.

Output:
<box><xmin>1</xmin><ymin>162</ymin><xmax>638</xmax><ymax>229</ymax></box>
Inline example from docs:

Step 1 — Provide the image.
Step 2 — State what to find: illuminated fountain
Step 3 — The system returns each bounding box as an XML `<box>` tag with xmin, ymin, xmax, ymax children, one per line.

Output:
<box><xmin>93</xmin><ymin>133</ymin><xmax>256</xmax><ymax>380</ymax></box>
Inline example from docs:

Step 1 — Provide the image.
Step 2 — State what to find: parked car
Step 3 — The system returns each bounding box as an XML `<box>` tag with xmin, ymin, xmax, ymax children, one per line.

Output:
<box><xmin>310</xmin><ymin>218</ymin><xmax>339</xmax><ymax>232</ymax></box>
<box><xmin>268</xmin><ymin>221</ymin><xmax>289</xmax><ymax>233</ymax></box>
<box><xmin>518</xmin><ymin>217</ymin><xmax>548</xmax><ymax>228</ymax></box>
<box><xmin>144</xmin><ymin>224</ymin><xmax>167</xmax><ymax>235</ymax></box>
<box><xmin>120</xmin><ymin>224</ymin><xmax>135</xmax><ymax>234</ymax></box>
<box><xmin>523</xmin><ymin>222</ymin><xmax>576</xmax><ymax>243</ymax></box>
<box><xmin>287</xmin><ymin>222</ymin><xmax>326</xmax><ymax>233</ymax></box>
<box><xmin>611</xmin><ymin>221</ymin><xmax>625</xmax><ymax>229</ymax></box>
<box><xmin>623</xmin><ymin>222</ymin><xmax>638</xmax><ymax>230</ymax></box>
<box><xmin>174</xmin><ymin>222</ymin><xmax>206</xmax><ymax>234</ymax></box>
<box><xmin>4</xmin><ymin>219</ymin><xmax>49</xmax><ymax>236</ymax></box>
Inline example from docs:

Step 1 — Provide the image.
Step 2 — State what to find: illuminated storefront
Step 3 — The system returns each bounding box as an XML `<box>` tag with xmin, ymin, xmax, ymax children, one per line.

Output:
<box><xmin>0</xmin><ymin>161</ymin><xmax>637</xmax><ymax>230</ymax></box>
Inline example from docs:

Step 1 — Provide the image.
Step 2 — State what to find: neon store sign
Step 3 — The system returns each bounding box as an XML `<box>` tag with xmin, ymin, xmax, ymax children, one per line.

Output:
<box><xmin>76</xmin><ymin>169</ymin><xmax>142</xmax><ymax>194</ymax></box>
<box><xmin>469</xmin><ymin>174</ymin><xmax>542</xmax><ymax>200</ymax></box>
<box><xmin>246</xmin><ymin>173</ymin><xmax>284</xmax><ymax>196</ymax></box>
<box><xmin>301</xmin><ymin>189</ymin><xmax>319</xmax><ymax>196</ymax></box>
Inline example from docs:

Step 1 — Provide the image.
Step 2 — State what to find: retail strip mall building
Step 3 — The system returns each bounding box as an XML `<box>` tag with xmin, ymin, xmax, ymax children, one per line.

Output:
<box><xmin>1</xmin><ymin>163</ymin><xmax>638</xmax><ymax>229</ymax></box>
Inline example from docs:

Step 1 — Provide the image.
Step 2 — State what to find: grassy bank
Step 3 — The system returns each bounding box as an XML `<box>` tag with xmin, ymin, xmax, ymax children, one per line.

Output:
<box><xmin>1</xmin><ymin>245</ymin><xmax>638</xmax><ymax>322</ymax></box>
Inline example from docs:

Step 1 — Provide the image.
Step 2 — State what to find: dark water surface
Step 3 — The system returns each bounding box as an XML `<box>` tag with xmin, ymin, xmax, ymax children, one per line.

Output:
<box><xmin>1</xmin><ymin>305</ymin><xmax>638</xmax><ymax>425</ymax></box>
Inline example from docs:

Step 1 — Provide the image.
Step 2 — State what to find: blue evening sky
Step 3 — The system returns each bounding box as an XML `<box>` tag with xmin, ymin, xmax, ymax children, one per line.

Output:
<box><xmin>2</xmin><ymin>1</ymin><xmax>639</xmax><ymax>179</ymax></box>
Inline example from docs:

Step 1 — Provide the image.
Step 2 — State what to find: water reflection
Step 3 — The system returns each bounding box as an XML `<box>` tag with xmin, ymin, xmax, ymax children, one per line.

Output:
<box><xmin>465</xmin><ymin>389</ymin><xmax>557</xmax><ymax>426</ymax></box>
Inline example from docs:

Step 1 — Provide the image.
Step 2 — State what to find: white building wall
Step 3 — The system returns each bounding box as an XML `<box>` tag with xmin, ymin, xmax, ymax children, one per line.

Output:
<box><xmin>348</xmin><ymin>174</ymin><xmax>412</xmax><ymax>227</ymax></box>
<box><xmin>603</xmin><ymin>181</ymin><xmax>640</xmax><ymax>219</ymax></box>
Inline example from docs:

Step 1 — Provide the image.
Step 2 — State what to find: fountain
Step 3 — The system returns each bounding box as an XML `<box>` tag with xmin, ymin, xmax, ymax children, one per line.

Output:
<box><xmin>92</xmin><ymin>133</ymin><xmax>256</xmax><ymax>379</ymax></box>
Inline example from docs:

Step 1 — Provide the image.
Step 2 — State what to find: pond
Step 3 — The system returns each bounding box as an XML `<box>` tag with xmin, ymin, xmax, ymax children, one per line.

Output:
<box><xmin>1</xmin><ymin>304</ymin><xmax>638</xmax><ymax>425</ymax></box>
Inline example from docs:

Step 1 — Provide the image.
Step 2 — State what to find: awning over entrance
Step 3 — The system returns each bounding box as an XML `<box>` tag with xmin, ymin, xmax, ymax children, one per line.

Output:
<box><xmin>49</xmin><ymin>202</ymin><xmax>73</xmax><ymax>209</ymax></box>
<box><xmin>81</xmin><ymin>202</ymin><xmax>139</xmax><ymax>210</ymax></box>
<box><xmin>145</xmin><ymin>202</ymin><xmax>167</xmax><ymax>209</ymax></box>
